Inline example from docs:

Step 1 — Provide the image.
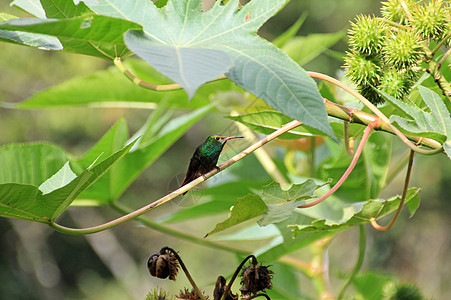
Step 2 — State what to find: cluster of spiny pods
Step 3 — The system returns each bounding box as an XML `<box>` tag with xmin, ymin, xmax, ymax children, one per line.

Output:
<box><xmin>146</xmin><ymin>247</ymin><xmax>273</xmax><ymax>300</ymax></box>
<box><xmin>344</xmin><ymin>0</ymin><xmax>451</xmax><ymax>104</ymax></box>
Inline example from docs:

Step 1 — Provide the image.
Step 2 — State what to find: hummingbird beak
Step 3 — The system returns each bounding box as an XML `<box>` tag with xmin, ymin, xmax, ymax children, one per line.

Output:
<box><xmin>222</xmin><ymin>136</ymin><xmax>244</xmax><ymax>141</ymax></box>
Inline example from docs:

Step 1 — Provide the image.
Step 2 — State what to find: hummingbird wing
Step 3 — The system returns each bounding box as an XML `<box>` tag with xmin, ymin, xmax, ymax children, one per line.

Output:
<box><xmin>180</xmin><ymin>147</ymin><xmax>203</xmax><ymax>195</ymax></box>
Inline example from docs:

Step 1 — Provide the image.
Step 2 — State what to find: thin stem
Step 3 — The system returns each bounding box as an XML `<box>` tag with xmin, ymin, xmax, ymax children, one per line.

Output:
<box><xmin>220</xmin><ymin>255</ymin><xmax>257</xmax><ymax>300</ymax></box>
<box><xmin>343</xmin><ymin>121</ymin><xmax>354</xmax><ymax>156</ymax></box>
<box><xmin>376</xmin><ymin>17</ymin><xmax>409</xmax><ymax>30</ymax></box>
<box><xmin>308</xmin><ymin>72</ymin><xmax>443</xmax><ymax>155</ymax></box>
<box><xmin>310</xmin><ymin>137</ymin><xmax>316</xmax><ymax>177</ymax></box>
<box><xmin>438</xmin><ymin>48</ymin><xmax>451</xmax><ymax>70</ymax></box>
<box><xmin>370</xmin><ymin>149</ymin><xmax>415</xmax><ymax>231</ymax></box>
<box><xmin>111</xmin><ymin>202</ymin><xmax>250</xmax><ymax>256</ymax></box>
<box><xmin>49</xmin><ymin>120</ymin><xmax>303</xmax><ymax>235</ymax></box>
<box><xmin>431</xmin><ymin>31</ymin><xmax>451</xmax><ymax>55</ymax></box>
<box><xmin>161</xmin><ymin>247</ymin><xmax>206</xmax><ymax>300</ymax></box>
<box><xmin>299</xmin><ymin>121</ymin><xmax>378</xmax><ymax>208</ymax></box>
<box><xmin>310</xmin><ymin>237</ymin><xmax>334</xmax><ymax>300</ymax></box>
<box><xmin>114</xmin><ymin>57</ymin><xmax>227</xmax><ymax>91</ymax></box>
<box><xmin>337</xmin><ymin>225</ymin><xmax>366</xmax><ymax>300</ymax></box>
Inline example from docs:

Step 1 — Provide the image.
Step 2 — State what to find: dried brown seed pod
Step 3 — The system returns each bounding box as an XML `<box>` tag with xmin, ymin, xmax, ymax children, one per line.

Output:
<box><xmin>147</xmin><ymin>248</ymin><xmax>179</xmax><ymax>281</ymax></box>
<box><xmin>239</xmin><ymin>262</ymin><xmax>273</xmax><ymax>296</ymax></box>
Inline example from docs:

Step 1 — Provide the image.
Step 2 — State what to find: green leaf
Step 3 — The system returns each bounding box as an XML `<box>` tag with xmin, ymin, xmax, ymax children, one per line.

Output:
<box><xmin>282</xmin><ymin>31</ymin><xmax>344</xmax><ymax>66</ymax></box>
<box><xmin>206</xmin><ymin>194</ymin><xmax>267</xmax><ymax>237</ymax></box>
<box><xmin>16</xmin><ymin>58</ymin><xmax>220</xmax><ymax>108</ymax></box>
<box><xmin>380</xmin><ymin>87</ymin><xmax>449</xmax><ymax>146</ymax></box>
<box><xmin>39</xmin><ymin>162</ymin><xmax>77</xmax><ymax>194</ymax></box>
<box><xmin>0</xmin><ymin>140</ymin><xmax>136</xmax><ymax>223</ymax></box>
<box><xmin>0</xmin><ymin>15</ymin><xmax>140</xmax><ymax>59</ymax></box>
<box><xmin>11</xmin><ymin>0</ymin><xmax>46</xmax><ymax>18</ymax></box>
<box><xmin>258</xmin><ymin>180</ymin><xmax>320</xmax><ymax>226</ymax></box>
<box><xmin>82</xmin><ymin>0</ymin><xmax>335</xmax><ymax>139</ymax></box>
<box><xmin>124</xmin><ymin>30</ymin><xmax>234</xmax><ymax>99</ymax></box>
<box><xmin>0</xmin><ymin>143</ymin><xmax>68</xmax><ymax>186</ymax></box>
<box><xmin>40</xmin><ymin>0</ymin><xmax>92</xmax><ymax>18</ymax></box>
<box><xmin>290</xmin><ymin>188</ymin><xmax>420</xmax><ymax>235</ymax></box>
<box><xmin>265</xmin><ymin>263</ymin><xmax>304</xmax><ymax>300</ymax></box>
<box><xmin>0</xmin><ymin>12</ymin><xmax>62</xmax><ymax>50</ymax></box>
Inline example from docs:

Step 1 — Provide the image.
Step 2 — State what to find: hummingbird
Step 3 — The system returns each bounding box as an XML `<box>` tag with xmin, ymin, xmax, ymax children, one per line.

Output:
<box><xmin>180</xmin><ymin>134</ymin><xmax>244</xmax><ymax>195</ymax></box>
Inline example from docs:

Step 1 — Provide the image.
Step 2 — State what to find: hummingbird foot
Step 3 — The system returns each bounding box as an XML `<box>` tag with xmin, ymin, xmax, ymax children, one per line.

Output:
<box><xmin>214</xmin><ymin>166</ymin><xmax>220</xmax><ymax>171</ymax></box>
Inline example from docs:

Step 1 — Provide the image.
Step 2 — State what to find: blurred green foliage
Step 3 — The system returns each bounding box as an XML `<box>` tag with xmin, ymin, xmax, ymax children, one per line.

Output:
<box><xmin>0</xmin><ymin>0</ymin><xmax>450</xmax><ymax>299</ymax></box>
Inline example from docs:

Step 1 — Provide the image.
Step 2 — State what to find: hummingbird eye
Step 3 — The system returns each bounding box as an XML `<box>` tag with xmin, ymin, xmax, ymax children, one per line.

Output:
<box><xmin>215</xmin><ymin>137</ymin><xmax>220</xmax><ymax>140</ymax></box>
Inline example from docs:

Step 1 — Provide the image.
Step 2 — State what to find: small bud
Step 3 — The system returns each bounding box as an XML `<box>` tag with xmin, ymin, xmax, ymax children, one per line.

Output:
<box><xmin>239</xmin><ymin>261</ymin><xmax>273</xmax><ymax>297</ymax></box>
<box><xmin>410</xmin><ymin>0</ymin><xmax>450</xmax><ymax>41</ymax></box>
<box><xmin>381</xmin><ymin>0</ymin><xmax>415</xmax><ymax>24</ymax></box>
<box><xmin>177</xmin><ymin>288</ymin><xmax>209</xmax><ymax>300</ymax></box>
<box><xmin>348</xmin><ymin>15</ymin><xmax>387</xmax><ymax>56</ymax></box>
<box><xmin>383</xmin><ymin>30</ymin><xmax>424</xmax><ymax>69</ymax></box>
<box><xmin>148</xmin><ymin>248</ymin><xmax>179</xmax><ymax>281</ymax></box>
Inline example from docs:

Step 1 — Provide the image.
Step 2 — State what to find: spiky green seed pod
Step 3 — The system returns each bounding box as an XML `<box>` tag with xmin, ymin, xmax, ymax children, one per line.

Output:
<box><xmin>383</xmin><ymin>30</ymin><xmax>424</xmax><ymax>69</ymax></box>
<box><xmin>359</xmin><ymin>84</ymin><xmax>385</xmax><ymax>105</ymax></box>
<box><xmin>389</xmin><ymin>283</ymin><xmax>424</xmax><ymax>300</ymax></box>
<box><xmin>348</xmin><ymin>15</ymin><xmax>387</xmax><ymax>56</ymax></box>
<box><xmin>381</xmin><ymin>0</ymin><xmax>415</xmax><ymax>24</ymax></box>
<box><xmin>379</xmin><ymin>68</ymin><xmax>411</xmax><ymax>99</ymax></box>
<box><xmin>411</xmin><ymin>0</ymin><xmax>450</xmax><ymax>40</ymax></box>
<box><xmin>344</xmin><ymin>51</ymin><xmax>381</xmax><ymax>86</ymax></box>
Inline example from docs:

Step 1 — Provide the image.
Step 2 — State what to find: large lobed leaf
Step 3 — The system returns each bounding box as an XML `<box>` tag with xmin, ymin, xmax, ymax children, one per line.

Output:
<box><xmin>81</xmin><ymin>0</ymin><xmax>335</xmax><ymax>138</ymax></box>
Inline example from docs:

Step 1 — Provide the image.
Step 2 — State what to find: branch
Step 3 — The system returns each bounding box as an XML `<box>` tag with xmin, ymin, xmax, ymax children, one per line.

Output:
<box><xmin>49</xmin><ymin>120</ymin><xmax>303</xmax><ymax>235</ymax></box>
<box><xmin>114</xmin><ymin>57</ymin><xmax>227</xmax><ymax>91</ymax></box>
<box><xmin>309</xmin><ymin>71</ymin><xmax>443</xmax><ymax>155</ymax></box>
<box><xmin>370</xmin><ymin>149</ymin><xmax>415</xmax><ymax>231</ymax></box>
<box><xmin>337</xmin><ymin>225</ymin><xmax>366</xmax><ymax>299</ymax></box>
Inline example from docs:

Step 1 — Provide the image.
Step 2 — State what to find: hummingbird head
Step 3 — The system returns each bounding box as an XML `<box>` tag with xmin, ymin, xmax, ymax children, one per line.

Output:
<box><xmin>207</xmin><ymin>134</ymin><xmax>244</xmax><ymax>145</ymax></box>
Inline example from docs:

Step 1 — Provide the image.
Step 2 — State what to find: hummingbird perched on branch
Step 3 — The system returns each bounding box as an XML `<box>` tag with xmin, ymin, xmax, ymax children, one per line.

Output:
<box><xmin>180</xmin><ymin>134</ymin><xmax>244</xmax><ymax>195</ymax></box>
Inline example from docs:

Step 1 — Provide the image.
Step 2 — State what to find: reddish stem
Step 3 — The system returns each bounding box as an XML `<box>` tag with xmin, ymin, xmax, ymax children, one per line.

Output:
<box><xmin>299</xmin><ymin>120</ymin><xmax>379</xmax><ymax>208</ymax></box>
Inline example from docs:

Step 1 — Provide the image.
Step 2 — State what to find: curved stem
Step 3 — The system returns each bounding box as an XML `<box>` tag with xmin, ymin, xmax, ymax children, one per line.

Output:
<box><xmin>49</xmin><ymin>120</ymin><xmax>303</xmax><ymax>235</ymax></box>
<box><xmin>161</xmin><ymin>247</ymin><xmax>206</xmax><ymax>300</ymax></box>
<box><xmin>114</xmin><ymin>57</ymin><xmax>227</xmax><ymax>91</ymax></box>
<box><xmin>370</xmin><ymin>149</ymin><xmax>415</xmax><ymax>231</ymax></box>
<box><xmin>337</xmin><ymin>225</ymin><xmax>366</xmax><ymax>300</ymax></box>
<box><xmin>308</xmin><ymin>71</ymin><xmax>442</xmax><ymax>155</ymax></box>
<box><xmin>299</xmin><ymin>121</ymin><xmax>378</xmax><ymax>208</ymax></box>
<box><xmin>220</xmin><ymin>255</ymin><xmax>257</xmax><ymax>300</ymax></box>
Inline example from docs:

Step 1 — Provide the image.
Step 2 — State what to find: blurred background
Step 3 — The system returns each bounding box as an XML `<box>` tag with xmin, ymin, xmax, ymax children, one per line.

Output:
<box><xmin>1</xmin><ymin>0</ymin><xmax>450</xmax><ymax>299</ymax></box>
